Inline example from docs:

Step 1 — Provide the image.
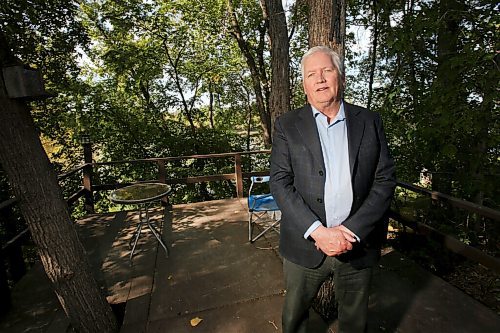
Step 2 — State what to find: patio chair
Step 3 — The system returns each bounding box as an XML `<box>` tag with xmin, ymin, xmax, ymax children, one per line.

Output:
<box><xmin>247</xmin><ymin>176</ymin><xmax>280</xmax><ymax>243</ymax></box>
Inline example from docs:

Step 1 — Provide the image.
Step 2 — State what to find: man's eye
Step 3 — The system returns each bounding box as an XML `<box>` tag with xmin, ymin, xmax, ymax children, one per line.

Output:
<box><xmin>307</xmin><ymin>73</ymin><xmax>315</xmax><ymax>78</ymax></box>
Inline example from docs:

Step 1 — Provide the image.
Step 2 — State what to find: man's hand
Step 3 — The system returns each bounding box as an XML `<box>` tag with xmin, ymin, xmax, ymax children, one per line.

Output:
<box><xmin>310</xmin><ymin>225</ymin><xmax>357</xmax><ymax>256</ymax></box>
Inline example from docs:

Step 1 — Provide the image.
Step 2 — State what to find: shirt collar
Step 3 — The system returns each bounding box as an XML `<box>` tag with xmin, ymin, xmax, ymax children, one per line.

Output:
<box><xmin>311</xmin><ymin>101</ymin><xmax>346</xmax><ymax>123</ymax></box>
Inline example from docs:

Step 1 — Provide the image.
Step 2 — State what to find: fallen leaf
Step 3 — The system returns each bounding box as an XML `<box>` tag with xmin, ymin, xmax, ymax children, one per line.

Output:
<box><xmin>190</xmin><ymin>317</ymin><xmax>203</xmax><ymax>327</ymax></box>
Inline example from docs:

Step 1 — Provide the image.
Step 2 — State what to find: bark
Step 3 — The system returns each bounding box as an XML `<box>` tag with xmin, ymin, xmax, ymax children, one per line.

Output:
<box><xmin>0</xmin><ymin>34</ymin><xmax>118</xmax><ymax>332</ymax></box>
<box><xmin>312</xmin><ymin>275</ymin><xmax>337</xmax><ymax>321</ymax></box>
<box><xmin>404</xmin><ymin>0</ymin><xmax>419</xmax><ymax>113</ymax></box>
<box><xmin>262</xmin><ymin>0</ymin><xmax>291</xmax><ymax>130</ymax></box>
<box><xmin>209</xmin><ymin>81</ymin><xmax>215</xmax><ymax>129</ymax></box>
<box><xmin>306</xmin><ymin>0</ymin><xmax>346</xmax><ymax>60</ymax></box>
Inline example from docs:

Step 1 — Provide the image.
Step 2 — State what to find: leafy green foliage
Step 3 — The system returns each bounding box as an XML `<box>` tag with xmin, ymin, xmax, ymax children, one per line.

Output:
<box><xmin>348</xmin><ymin>0</ymin><xmax>499</xmax><ymax>208</ymax></box>
<box><xmin>1</xmin><ymin>0</ymin><xmax>497</xmax><ymax>212</ymax></box>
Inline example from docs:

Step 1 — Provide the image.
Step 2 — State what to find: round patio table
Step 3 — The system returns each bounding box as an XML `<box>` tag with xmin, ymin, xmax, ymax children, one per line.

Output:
<box><xmin>109</xmin><ymin>182</ymin><xmax>171</xmax><ymax>261</ymax></box>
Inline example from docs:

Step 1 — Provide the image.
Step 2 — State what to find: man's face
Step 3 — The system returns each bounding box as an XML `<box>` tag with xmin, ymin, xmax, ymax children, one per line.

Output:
<box><xmin>302</xmin><ymin>51</ymin><xmax>344</xmax><ymax>109</ymax></box>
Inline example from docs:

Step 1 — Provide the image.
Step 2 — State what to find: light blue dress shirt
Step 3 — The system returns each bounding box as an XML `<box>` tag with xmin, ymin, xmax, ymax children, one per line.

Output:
<box><xmin>304</xmin><ymin>102</ymin><xmax>354</xmax><ymax>239</ymax></box>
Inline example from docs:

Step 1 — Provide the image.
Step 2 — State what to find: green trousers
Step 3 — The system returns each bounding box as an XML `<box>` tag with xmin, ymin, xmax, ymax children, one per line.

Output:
<box><xmin>282</xmin><ymin>257</ymin><xmax>372</xmax><ymax>333</ymax></box>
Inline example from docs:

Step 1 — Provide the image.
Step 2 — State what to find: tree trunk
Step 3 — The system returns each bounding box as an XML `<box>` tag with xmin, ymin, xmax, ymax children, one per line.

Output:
<box><xmin>306</xmin><ymin>0</ymin><xmax>346</xmax><ymax>60</ymax></box>
<box><xmin>0</xmin><ymin>37</ymin><xmax>118</xmax><ymax>332</ymax></box>
<box><xmin>312</xmin><ymin>274</ymin><xmax>337</xmax><ymax>321</ymax></box>
<box><xmin>209</xmin><ymin>81</ymin><xmax>215</xmax><ymax>129</ymax></box>
<box><xmin>306</xmin><ymin>0</ymin><xmax>346</xmax><ymax>320</ymax></box>
<box><xmin>262</xmin><ymin>0</ymin><xmax>291</xmax><ymax>131</ymax></box>
<box><xmin>367</xmin><ymin>0</ymin><xmax>379</xmax><ymax>110</ymax></box>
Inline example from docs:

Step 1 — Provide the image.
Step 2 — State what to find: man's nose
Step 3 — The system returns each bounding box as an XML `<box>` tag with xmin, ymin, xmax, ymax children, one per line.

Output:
<box><xmin>317</xmin><ymin>71</ymin><xmax>326</xmax><ymax>83</ymax></box>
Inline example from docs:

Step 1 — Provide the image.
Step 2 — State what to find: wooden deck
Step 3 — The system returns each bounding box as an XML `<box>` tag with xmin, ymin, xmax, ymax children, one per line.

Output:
<box><xmin>1</xmin><ymin>198</ymin><xmax>499</xmax><ymax>332</ymax></box>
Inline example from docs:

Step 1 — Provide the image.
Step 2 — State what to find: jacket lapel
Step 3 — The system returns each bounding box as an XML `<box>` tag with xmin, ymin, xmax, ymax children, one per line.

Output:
<box><xmin>345</xmin><ymin>102</ymin><xmax>364</xmax><ymax>177</ymax></box>
<box><xmin>295</xmin><ymin>105</ymin><xmax>325</xmax><ymax>171</ymax></box>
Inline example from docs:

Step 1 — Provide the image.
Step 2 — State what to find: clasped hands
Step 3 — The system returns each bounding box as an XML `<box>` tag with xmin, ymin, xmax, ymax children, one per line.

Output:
<box><xmin>310</xmin><ymin>225</ymin><xmax>357</xmax><ymax>256</ymax></box>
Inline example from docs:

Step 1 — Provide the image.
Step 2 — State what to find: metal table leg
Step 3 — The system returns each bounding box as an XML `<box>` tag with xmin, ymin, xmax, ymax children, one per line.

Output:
<box><xmin>129</xmin><ymin>202</ymin><xmax>169</xmax><ymax>261</ymax></box>
<box><xmin>143</xmin><ymin>202</ymin><xmax>169</xmax><ymax>258</ymax></box>
<box><xmin>129</xmin><ymin>214</ymin><xmax>144</xmax><ymax>261</ymax></box>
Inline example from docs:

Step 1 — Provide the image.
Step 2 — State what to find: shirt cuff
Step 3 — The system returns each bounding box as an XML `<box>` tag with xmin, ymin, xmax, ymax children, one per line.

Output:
<box><xmin>304</xmin><ymin>221</ymin><xmax>323</xmax><ymax>239</ymax></box>
<box><xmin>342</xmin><ymin>225</ymin><xmax>361</xmax><ymax>242</ymax></box>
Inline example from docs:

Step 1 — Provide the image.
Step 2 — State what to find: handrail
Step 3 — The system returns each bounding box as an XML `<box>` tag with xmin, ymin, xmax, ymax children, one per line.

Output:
<box><xmin>92</xmin><ymin>150</ymin><xmax>271</xmax><ymax>166</ymax></box>
<box><xmin>1</xmin><ymin>227</ymin><xmax>29</xmax><ymax>252</ymax></box>
<box><xmin>389</xmin><ymin>210</ymin><xmax>500</xmax><ymax>273</ymax></box>
<box><xmin>397</xmin><ymin>181</ymin><xmax>500</xmax><ymax>221</ymax></box>
<box><xmin>57</xmin><ymin>164</ymin><xmax>86</xmax><ymax>180</ymax></box>
<box><xmin>0</xmin><ymin>151</ymin><xmax>270</xmax><ymax>211</ymax></box>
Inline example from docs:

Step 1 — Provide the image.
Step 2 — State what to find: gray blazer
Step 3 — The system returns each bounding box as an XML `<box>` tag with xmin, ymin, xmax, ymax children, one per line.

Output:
<box><xmin>270</xmin><ymin>102</ymin><xmax>396</xmax><ymax>269</ymax></box>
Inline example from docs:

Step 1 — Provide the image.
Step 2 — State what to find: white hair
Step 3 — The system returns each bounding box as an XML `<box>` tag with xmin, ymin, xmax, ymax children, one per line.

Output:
<box><xmin>300</xmin><ymin>46</ymin><xmax>344</xmax><ymax>79</ymax></box>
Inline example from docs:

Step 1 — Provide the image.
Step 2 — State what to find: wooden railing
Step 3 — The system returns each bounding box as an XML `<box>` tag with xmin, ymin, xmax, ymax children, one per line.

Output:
<box><xmin>389</xmin><ymin>182</ymin><xmax>500</xmax><ymax>272</ymax></box>
<box><xmin>1</xmin><ymin>150</ymin><xmax>499</xmax><ymax>315</ymax></box>
<box><xmin>87</xmin><ymin>150</ymin><xmax>271</xmax><ymax>200</ymax></box>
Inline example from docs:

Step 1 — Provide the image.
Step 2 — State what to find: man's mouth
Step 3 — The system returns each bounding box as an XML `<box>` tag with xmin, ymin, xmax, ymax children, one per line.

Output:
<box><xmin>316</xmin><ymin>87</ymin><xmax>328</xmax><ymax>92</ymax></box>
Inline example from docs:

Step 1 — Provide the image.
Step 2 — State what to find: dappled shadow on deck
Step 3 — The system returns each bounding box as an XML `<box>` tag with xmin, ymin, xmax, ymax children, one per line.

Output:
<box><xmin>1</xmin><ymin>198</ymin><xmax>499</xmax><ymax>333</ymax></box>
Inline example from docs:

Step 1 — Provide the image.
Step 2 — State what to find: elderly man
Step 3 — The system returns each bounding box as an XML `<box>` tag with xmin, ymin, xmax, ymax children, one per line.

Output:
<box><xmin>270</xmin><ymin>46</ymin><xmax>396</xmax><ymax>333</ymax></box>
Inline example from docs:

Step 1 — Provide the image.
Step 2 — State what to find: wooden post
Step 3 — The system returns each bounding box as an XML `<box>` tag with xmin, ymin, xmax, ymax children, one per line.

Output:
<box><xmin>158</xmin><ymin>160</ymin><xmax>166</xmax><ymax>183</ymax></box>
<box><xmin>158</xmin><ymin>160</ymin><xmax>170</xmax><ymax>206</ymax></box>
<box><xmin>82</xmin><ymin>137</ymin><xmax>94</xmax><ymax>214</ymax></box>
<box><xmin>235</xmin><ymin>153</ymin><xmax>243</xmax><ymax>198</ymax></box>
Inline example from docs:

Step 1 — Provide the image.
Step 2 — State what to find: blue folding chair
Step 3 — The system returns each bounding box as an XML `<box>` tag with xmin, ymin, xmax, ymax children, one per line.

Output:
<box><xmin>247</xmin><ymin>176</ymin><xmax>280</xmax><ymax>243</ymax></box>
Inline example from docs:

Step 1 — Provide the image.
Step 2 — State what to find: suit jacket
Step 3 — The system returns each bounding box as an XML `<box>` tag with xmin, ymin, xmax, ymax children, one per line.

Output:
<box><xmin>269</xmin><ymin>102</ymin><xmax>396</xmax><ymax>269</ymax></box>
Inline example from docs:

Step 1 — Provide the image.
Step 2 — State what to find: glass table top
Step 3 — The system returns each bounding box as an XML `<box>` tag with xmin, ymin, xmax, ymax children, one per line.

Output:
<box><xmin>109</xmin><ymin>183</ymin><xmax>171</xmax><ymax>204</ymax></box>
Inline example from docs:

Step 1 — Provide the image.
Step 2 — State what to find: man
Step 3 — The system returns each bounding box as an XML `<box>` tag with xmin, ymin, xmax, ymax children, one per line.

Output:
<box><xmin>269</xmin><ymin>46</ymin><xmax>396</xmax><ymax>333</ymax></box>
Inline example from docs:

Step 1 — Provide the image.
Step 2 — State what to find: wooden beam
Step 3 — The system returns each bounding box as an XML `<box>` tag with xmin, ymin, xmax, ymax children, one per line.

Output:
<box><xmin>66</xmin><ymin>187</ymin><xmax>86</xmax><ymax>207</ymax></box>
<box><xmin>397</xmin><ymin>182</ymin><xmax>500</xmax><ymax>221</ymax></box>
<box><xmin>234</xmin><ymin>154</ymin><xmax>243</xmax><ymax>198</ymax></box>
<box><xmin>389</xmin><ymin>210</ymin><xmax>500</xmax><ymax>273</ymax></box>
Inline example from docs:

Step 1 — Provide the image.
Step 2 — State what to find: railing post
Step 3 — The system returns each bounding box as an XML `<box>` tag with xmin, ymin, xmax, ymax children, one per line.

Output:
<box><xmin>81</xmin><ymin>135</ymin><xmax>94</xmax><ymax>214</ymax></box>
<box><xmin>158</xmin><ymin>160</ymin><xmax>166</xmax><ymax>183</ymax></box>
<box><xmin>157</xmin><ymin>160</ymin><xmax>170</xmax><ymax>206</ymax></box>
<box><xmin>235</xmin><ymin>153</ymin><xmax>243</xmax><ymax>198</ymax></box>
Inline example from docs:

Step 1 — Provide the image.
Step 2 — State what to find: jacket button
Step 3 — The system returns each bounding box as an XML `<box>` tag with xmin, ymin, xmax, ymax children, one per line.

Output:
<box><xmin>317</xmin><ymin>198</ymin><xmax>323</xmax><ymax>203</ymax></box>
<box><xmin>319</xmin><ymin>170</ymin><xmax>324</xmax><ymax>176</ymax></box>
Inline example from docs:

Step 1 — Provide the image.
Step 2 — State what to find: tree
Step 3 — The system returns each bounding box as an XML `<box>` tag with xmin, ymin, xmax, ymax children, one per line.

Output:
<box><xmin>0</xmin><ymin>32</ymin><xmax>118</xmax><ymax>331</ymax></box>
<box><xmin>261</xmin><ymin>0</ymin><xmax>291</xmax><ymax>127</ymax></box>
<box><xmin>227</xmin><ymin>0</ymin><xmax>272</xmax><ymax>146</ymax></box>
<box><xmin>306</xmin><ymin>0</ymin><xmax>346</xmax><ymax>59</ymax></box>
